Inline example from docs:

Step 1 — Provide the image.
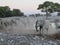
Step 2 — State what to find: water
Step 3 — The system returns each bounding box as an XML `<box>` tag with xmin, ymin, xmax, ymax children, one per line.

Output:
<box><xmin>0</xmin><ymin>16</ymin><xmax>60</xmax><ymax>45</ymax></box>
<box><xmin>0</xmin><ymin>32</ymin><xmax>59</xmax><ymax>45</ymax></box>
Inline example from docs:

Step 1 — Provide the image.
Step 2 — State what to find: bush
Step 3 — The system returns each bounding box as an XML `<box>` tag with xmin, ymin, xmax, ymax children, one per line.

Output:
<box><xmin>0</xmin><ymin>6</ymin><xmax>24</xmax><ymax>18</ymax></box>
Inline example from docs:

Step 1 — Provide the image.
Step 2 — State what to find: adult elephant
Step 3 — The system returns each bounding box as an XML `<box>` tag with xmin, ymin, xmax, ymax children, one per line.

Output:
<box><xmin>35</xmin><ymin>19</ymin><xmax>45</xmax><ymax>35</ymax></box>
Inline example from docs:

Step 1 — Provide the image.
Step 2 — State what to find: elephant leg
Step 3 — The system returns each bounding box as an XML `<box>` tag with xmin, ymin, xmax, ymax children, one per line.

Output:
<box><xmin>35</xmin><ymin>26</ymin><xmax>38</xmax><ymax>32</ymax></box>
<box><xmin>40</xmin><ymin>25</ymin><xmax>43</xmax><ymax>35</ymax></box>
<box><xmin>39</xmin><ymin>26</ymin><xmax>41</xmax><ymax>35</ymax></box>
<box><xmin>46</xmin><ymin>28</ymin><xmax>48</xmax><ymax>35</ymax></box>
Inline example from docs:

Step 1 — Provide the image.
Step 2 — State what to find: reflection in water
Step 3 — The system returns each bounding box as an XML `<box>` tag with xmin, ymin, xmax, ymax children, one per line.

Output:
<box><xmin>0</xmin><ymin>33</ymin><xmax>59</xmax><ymax>45</ymax></box>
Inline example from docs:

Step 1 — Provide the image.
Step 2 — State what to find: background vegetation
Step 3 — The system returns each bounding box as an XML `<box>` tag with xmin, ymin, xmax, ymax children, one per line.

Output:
<box><xmin>0</xmin><ymin>6</ymin><xmax>24</xmax><ymax>18</ymax></box>
<box><xmin>37</xmin><ymin>1</ymin><xmax>60</xmax><ymax>16</ymax></box>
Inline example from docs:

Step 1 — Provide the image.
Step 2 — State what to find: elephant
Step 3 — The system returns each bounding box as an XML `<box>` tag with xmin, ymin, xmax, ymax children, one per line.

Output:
<box><xmin>35</xmin><ymin>19</ymin><xmax>45</xmax><ymax>35</ymax></box>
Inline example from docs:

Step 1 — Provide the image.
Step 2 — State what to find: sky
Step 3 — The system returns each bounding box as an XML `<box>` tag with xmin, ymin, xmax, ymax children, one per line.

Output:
<box><xmin>0</xmin><ymin>0</ymin><xmax>60</xmax><ymax>15</ymax></box>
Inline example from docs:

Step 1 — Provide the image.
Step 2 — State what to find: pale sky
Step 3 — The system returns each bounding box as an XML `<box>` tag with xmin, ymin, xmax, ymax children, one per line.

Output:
<box><xmin>0</xmin><ymin>0</ymin><xmax>60</xmax><ymax>15</ymax></box>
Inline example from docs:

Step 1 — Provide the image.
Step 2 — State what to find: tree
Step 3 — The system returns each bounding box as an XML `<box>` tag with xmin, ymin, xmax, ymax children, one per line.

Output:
<box><xmin>37</xmin><ymin>1</ymin><xmax>60</xmax><ymax>19</ymax></box>
<box><xmin>0</xmin><ymin>6</ymin><xmax>12</xmax><ymax>17</ymax></box>
<box><xmin>0</xmin><ymin>6</ymin><xmax>24</xmax><ymax>17</ymax></box>
<box><xmin>12</xmin><ymin>9</ymin><xmax>24</xmax><ymax>16</ymax></box>
<box><xmin>4</xmin><ymin>6</ymin><xmax>12</xmax><ymax>17</ymax></box>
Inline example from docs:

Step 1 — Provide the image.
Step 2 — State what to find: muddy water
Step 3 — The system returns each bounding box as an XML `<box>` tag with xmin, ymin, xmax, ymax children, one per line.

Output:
<box><xmin>0</xmin><ymin>32</ymin><xmax>60</xmax><ymax>45</ymax></box>
<box><xmin>0</xmin><ymin>17</ymin><xmax>60</xmax><ymax>45</ymax></box>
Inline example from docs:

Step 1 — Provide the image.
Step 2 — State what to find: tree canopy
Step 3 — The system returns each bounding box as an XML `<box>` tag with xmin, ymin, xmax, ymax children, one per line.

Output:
<box><xmin>37</xmin><ymin>1</ymin><xmax>60</xmax><ymax>13</ymax></box>
<box><xmin>0</xmin><ymin>6</ymin><xmax>24</xmax><ymax>18</ymax></box>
